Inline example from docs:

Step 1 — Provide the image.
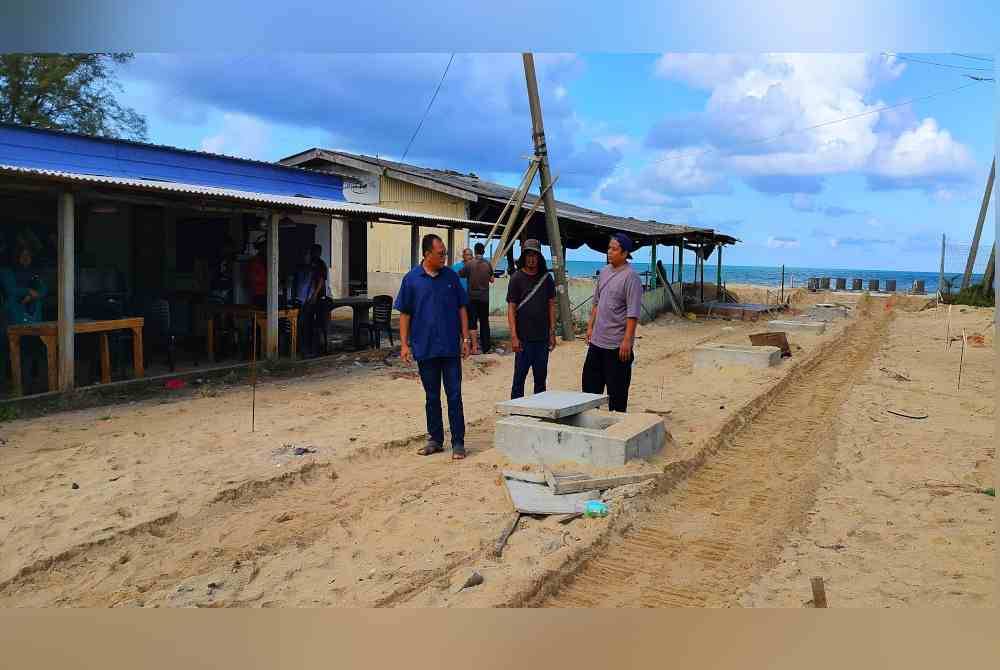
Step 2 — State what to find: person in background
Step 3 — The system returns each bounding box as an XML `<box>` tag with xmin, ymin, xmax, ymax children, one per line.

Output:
<box><xmin>506</xmin><ymin>239</ymin><xmax>556</xmax><ymax>399</ymax></box>
<box><xmin>0</xmin><ymin>242</ymin><xmax>48</xmax><ymax>394</ymax></box>
<box><xmin>245</xmin><ymin>235</ymin><xmax>268</xmax><ymax>309</ymax></box>
<box><xmin>396</xmin><ymin>234</ymin><xmax>471</xmax><ymax>460</ymax></box>
<box><xmin>306</xmin><ymin>243</ymin><xmax>329</xmax><ymax>356</ymax></box>
<box><xmin>209</xmin><ymin>234</ymin><xmax>236</xmax><ymax>304</ymax></box>
<box><xmin>452</xmin><ymin>247</ymin><xmax>473</xmax><ymax>297</ymax></box>
<box><xmin>582</xmin><ymin>233</ymin><xmax>643</xmax><ymax>412</ymax></box>
<box><xmin>459</xmin><ymin>242</ymin><xmax>494</xmax><ymax>354</ymax></box>
<box><xmin>292</xmin><ymin>247</ymin><xmax>315</xmax><ymax>354</ymax></box>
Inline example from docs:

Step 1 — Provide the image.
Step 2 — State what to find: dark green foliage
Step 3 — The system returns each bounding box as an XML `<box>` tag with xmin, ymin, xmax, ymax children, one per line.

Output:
<box><xmin>0</xmin><ymin>53</ymin><xmax>147</xmax><ymax>140</ymax></box>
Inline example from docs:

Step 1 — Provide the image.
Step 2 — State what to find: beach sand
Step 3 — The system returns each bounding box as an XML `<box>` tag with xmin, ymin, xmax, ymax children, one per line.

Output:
<box><xmin>0</xmin><ymin>289</ymin><xmax>991</xmax><ymax>607</ymax></box>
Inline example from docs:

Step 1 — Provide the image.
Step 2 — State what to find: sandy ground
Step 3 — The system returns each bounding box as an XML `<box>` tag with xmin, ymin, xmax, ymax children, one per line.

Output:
<box><xmin>741</xmin><ymin>302</ymin><xmax>995</xmax><ymax>607</ymax></box>
<box><xmin>0</xmin><ymin>291</ymin><xmax>991</xmax><ymax>607</ymax></box>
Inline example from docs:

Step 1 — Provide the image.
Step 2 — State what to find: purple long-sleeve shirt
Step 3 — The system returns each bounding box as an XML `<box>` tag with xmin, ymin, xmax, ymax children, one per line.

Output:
<box><xmin>590</xmin><ymin>263</ymin><xmax>643</xmax><ymax>350</ymax></box>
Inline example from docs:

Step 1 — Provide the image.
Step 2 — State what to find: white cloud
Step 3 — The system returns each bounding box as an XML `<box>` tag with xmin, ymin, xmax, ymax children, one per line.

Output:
<box><xmin>200</xmin><ymin>112</ymin><xmax>270</xmax><ymax>159</ymax></box>
<box><xmin>638</xmin><ymin>52</ymin><xmax>976</xmax><ymax>198</ymax></box>
<box><xmin>767</xmin><ymin>236</ymin><xmax>800</xmax><ymax>249</ymax></box>
<box><xmin>869</xmin><ymin>118</ymin><xmax>974</xmax><ymax>181</ymax></box>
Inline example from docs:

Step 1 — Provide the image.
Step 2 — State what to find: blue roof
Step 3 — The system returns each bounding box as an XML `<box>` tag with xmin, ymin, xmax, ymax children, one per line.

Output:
<box><xmin>0</xmin><ymin>123</ymin><xmax>345</xmax><ymax>201</ymax></box>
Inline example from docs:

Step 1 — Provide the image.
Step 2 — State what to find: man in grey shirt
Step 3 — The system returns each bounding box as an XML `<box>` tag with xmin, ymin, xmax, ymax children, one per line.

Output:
<box><xmin>459</xmin><ymin>242</ymin><xmax>494</xmax><ymax>354</ymax></box>
<box><xmin>583</xmin><ymin>233</ymin><xmax>643</xmax><ymax>412</ymax></box>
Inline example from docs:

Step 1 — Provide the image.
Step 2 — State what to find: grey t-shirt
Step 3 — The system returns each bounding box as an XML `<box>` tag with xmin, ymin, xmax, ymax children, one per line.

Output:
<box><xmin>590</xmin><ymin>263</ymin><xmax>643</xmax><ymax>350</ymax></box>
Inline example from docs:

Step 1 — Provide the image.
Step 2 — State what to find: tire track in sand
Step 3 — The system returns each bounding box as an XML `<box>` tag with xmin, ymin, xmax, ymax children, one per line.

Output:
<box><xmin>539</xmin><ymin>299</ymin><xmax>891</xmax><ymax>607</ymax></box>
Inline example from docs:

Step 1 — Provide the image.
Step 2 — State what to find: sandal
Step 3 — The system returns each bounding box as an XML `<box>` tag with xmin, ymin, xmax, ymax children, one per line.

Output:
<box><xmin>417</xmin><ymin>443</ymin><xmax>444</xmax><ymax>456</ymax></box>
<box><xmin>452</xmin><ymin>450</ymin><xmax>467</xmax><ymax>460</ymax></box>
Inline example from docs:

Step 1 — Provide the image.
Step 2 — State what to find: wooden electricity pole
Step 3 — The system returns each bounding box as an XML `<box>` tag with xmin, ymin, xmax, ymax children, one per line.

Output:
<box><xmin>961</xmin><ymin>156</ymin><xmax>994</xmax><ymax>290</ymax></box>
<box><xmin>523</xmin><ymin>52</ymin><xmax>574</xmax><ymax>341</ymax></box>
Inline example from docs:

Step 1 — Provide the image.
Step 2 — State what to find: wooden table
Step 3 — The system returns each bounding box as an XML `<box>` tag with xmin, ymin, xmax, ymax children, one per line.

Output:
<box><xmin>200</xmin><ymin>304</ymin><xmax>299</xmax><ymax>362</ymax></box>
<box><xmin>328</xmin><ymin>297</ymin><xmax>374</xmax><ymax>349</ymax></box>
<box><xmin>7</xmin><ymin>317</ymin><xmax>145</xmax><ymax>397</ymax></box>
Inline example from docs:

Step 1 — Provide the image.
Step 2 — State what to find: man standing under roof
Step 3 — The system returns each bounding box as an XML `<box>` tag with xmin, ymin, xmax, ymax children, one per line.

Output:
<box><xmin>396</xmin><ymin>233</ymin><xmax>471</xmax><ymax>460</ymax></box>
<box><xmin>582</xmin><ymin>233</ymin><xmax>643</xmax><ymax>412</ymax></box>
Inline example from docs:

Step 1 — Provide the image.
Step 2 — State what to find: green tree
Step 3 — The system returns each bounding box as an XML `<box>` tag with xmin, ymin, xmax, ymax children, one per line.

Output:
<box><xmin>0</xmin><ymin>53</ymin><xmax>147</xmax><ymax>140</ymax></box>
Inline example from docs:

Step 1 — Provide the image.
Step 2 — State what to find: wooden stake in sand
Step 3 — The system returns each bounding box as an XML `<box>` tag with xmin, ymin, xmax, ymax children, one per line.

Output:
<box><xmin>957</xmin><ymin>328</ymin><xmax>967</xmax><ymax>390</ymax></box>
<box><xmin>946</xmin><ymin>305</ymin><xmax>952</xmax><ymax>349</ymax></box>
<box><xmin>250</xmin><ymin>318</ymin><xmax>258</xmax><ymax>432</ymax></box>
<box><xmin>811</xmin><ymin>577</ymin><xmax>828</xmax><ymax>608</ymax></box>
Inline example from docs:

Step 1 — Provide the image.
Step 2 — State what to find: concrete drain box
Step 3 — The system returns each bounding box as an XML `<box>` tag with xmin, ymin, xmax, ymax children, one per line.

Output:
<box><xmin>767</xmin><ymin>319</ymin><xmax>827</xmax><ymax>335</ymax></box>
<box><xmin>693</xmin><ymin>343</ymin><xmax>782</xmax><ymax>370</ymax></box>
<box><xmin>494</xmin><ymin>391</ymin><xmax>667</xmax><ymax>467</ymax></box>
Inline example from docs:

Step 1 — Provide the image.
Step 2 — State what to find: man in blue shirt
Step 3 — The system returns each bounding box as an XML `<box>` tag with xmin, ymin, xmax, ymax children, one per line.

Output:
<box><xmin>395</xmin><ymin>234</ymin><xmax>472</xmax><ymax>460</ymax></box>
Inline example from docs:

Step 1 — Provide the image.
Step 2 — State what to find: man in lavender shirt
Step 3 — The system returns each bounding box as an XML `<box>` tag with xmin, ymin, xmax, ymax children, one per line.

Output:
<box><xmin>583</xmin><ymin>233</ymin><xmax>643</xmax><ymax>412</ymax></box>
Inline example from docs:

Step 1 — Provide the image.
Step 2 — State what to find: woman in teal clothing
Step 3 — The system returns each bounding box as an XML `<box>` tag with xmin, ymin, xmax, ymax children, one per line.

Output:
<box><xmin>1</xmin><ymin>243</ymin><xmax>48</xmax><ymax>393</ymax></box>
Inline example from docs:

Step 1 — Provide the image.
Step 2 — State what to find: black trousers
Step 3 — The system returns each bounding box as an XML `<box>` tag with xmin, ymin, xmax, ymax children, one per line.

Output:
<box><xmin>581</xmin><ymin>344</ymin><xmax>634</xmax><ymax>412</ymax></box>
<box><xmin>468</xmin><ymin>298</ymin><xmax>491</xmax><ymax>352</ymax></box>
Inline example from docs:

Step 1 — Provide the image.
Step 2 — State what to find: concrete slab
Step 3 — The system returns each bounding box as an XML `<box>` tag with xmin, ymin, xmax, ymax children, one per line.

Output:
<box><xmin>496</xmin><ymin>390</ymin><xmax>608</xmax><ymax>419</ymax></box>
<box><xmin>693</xmin><ymin>343</ymin><xmax>782</xmax><ymax>370</ymax></box>
<box><xmin>503</xmin><ymin>477</ymin><xmax>600</xmax><ymax>514</ymax></box>
<box><xmin>494</xmin><ymin>409</ymin><xmax>667</xmax><ymax>468</ymax></box>
<box><xmin>803</xmin><ymin>304</ymin><xmax>850</xmax><ymax>321</ymax></box>
<box><xmin>767</xmin><ymin>319</ymin><xmax>827</xmax><ymax>335</ymax></box>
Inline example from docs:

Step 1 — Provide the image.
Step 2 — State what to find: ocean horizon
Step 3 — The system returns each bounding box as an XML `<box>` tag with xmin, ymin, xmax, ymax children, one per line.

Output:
<box><xmin>551</xmin><ymin>260</ymin><xmax>984</xmax><ymax>295</ymax></box>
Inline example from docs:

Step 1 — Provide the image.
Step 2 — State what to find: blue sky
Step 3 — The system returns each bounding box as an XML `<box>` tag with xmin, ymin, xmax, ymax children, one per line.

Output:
<box><xmin>114</xmin><ymin>52</ymin><xmax>994</xmax><ymax>271</ymax></box>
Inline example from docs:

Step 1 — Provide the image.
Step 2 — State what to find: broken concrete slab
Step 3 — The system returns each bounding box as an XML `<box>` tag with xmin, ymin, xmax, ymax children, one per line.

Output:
<box><xmin>767</xmin><ymin>320</ymin><xmax>827</xmax><ymax>335</ymax></box>
<box><xmin>496</xmin><ymin>390</ymin><xmax>608</xmax><ymax>419</ymax></box>
<box><xmin>503</xmin><ymin>477</ymin><xmax>600</xmax><ymax>514</ymax></box>
<box><xmin>693</xmin><ymin>343</ymin><xmax>782</xmax><ymax>370</ymax></box>
<box><xmin>495</xmin><ymin>409</ymin><xmax>667</xmax><ymax>468</ymax></box>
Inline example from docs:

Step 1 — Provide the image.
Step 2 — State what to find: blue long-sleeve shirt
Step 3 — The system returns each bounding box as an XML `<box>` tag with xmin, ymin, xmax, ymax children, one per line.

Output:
<box><xmin>0</xmin><ymin>267</ymin><xmax>48</xmax><ymax>325</ymax></box>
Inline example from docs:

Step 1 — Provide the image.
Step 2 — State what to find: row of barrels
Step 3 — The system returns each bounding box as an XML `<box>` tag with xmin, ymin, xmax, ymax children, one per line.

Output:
<box><xmin>807</xmin><ymin>277</ymin><xmax>926</xmax><ymax>294</ymax></box>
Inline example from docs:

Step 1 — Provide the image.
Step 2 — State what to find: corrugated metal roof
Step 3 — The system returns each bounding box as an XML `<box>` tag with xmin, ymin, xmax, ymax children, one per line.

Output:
<box><xmin>0</xmin><ymin>163</ymin><xmax>486</xmax><ymax>229</ymax></box>
<box><xmin>287</xmin><ymin>148</ymin><xmax>737</xmax><ymax>245</ymax></box>
<box><xmin>0</xmin><ymin>123</ymin><xmax>346</xmax><ymax>200</ymax></box>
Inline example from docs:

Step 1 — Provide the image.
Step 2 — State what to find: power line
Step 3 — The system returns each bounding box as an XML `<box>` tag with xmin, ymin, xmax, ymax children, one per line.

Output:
<box><xmin>400</xmin><ymin>53</ymin><xmax>455</xmax><ymax>162</ymax></box>
<box><xmin>645</xmin><ymin>81</ymin><xmax>981</xmax><ymax>166</ymax></box>
<box><xmin>950</xmin><ymin>52</ymin><xmax>995</xmax><ymax>63</ymax></box>
<box><xmin>964</xmin><ymin>75</ymin><xmax>995</xmax><ymax>82</ymax></box>
<box><xmin>883</xmin><ymin>52</ymin><xmax>993</xmax><ymax>72</ymax></box>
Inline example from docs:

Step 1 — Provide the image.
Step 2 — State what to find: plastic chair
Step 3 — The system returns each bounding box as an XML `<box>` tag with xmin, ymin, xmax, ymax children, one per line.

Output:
<box><xmin>365</xmin><ymin>295</ymin><xmax>395</xmax><ymax>349</ymax></box>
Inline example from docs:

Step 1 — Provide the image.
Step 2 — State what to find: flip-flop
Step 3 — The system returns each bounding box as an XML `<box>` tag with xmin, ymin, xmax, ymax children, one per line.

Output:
<box><xmin>416</xmin><ymin>444</ymin><xmax>444</xmax><ymax>456</ymax></box>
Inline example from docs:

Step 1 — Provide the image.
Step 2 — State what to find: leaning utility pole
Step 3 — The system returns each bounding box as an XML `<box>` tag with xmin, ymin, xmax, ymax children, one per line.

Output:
<box><xmin>961</xmin><ymin>156</ymin><xmax>994</xmax><ymax>290</ymax></box>
<box><xmin>523</xmin><ymin>52</ymin><xmax>575</xmax><ymax>341</ymax></box>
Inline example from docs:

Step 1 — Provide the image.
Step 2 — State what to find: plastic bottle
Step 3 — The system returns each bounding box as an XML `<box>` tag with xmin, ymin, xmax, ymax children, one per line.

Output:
<box><xmin>576</xmin><ymin>500</ymin><xmax>608</xmax><ymax>518</ymax></box>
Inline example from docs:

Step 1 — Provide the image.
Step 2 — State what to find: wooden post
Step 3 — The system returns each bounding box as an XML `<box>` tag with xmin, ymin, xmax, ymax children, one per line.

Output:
<box><xmin>677</xmin><ymin>239</ymin><xmax>684</xmax><ymax>300</ymax></box>
<box><xmin>716</xmin><ymin>244</ymin><xmax>723</xmax><ymax>299</ymax></box>
<box><xmin>938</xmin><ymin>233</ymin><xmax>946</xmax><ymax>298</ymax></box>
<box><xmin>447</xmin><ymin>227</ymin><xmax>456</xmax><ymax>265</ymax></box>
<box><xmin>699</xmin><ymin>246</ymin><xmax>705</xmax><ymax>303</ymax></box>
<box><xmin>57</xmin><ymin>191</ymin><xmax>75</xmax><ymax>392</ymax></box>
<box><xmin>523</xmin><ymin>52</ymin><xmax>574</xmax><ymax>342</ymax></box>
<box><xmin>982</xmin><ymin>243</ymin><xmax>995</xmax><ymax>293</ymax></box>
<box><xmin>266</xmin><ymin>213</ymin><xmax>279</xmax><ymax>360</ymax></box>
<box><xmin>410</xmin><ymin>225</ymin><xmax>420</xmax><ymax>268</ymax></box>
<box><xmin>650</xmin><ymin>240</ymin><xmax>658</xmax><ymax>289</ymax></box>
<box><xmin>329</xmin><ymin>216</ymin><xmax>350</xmax><ymax>298</ymax></box>
<box><xmin>780</xmin><ymin>264</ymin><xmax>785</xmax><ymax>304</ymax></box>
<box><xmin>961</xmin><ymin>157</ymin><xmax>994</xmax><ymax>290</ymax></box>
